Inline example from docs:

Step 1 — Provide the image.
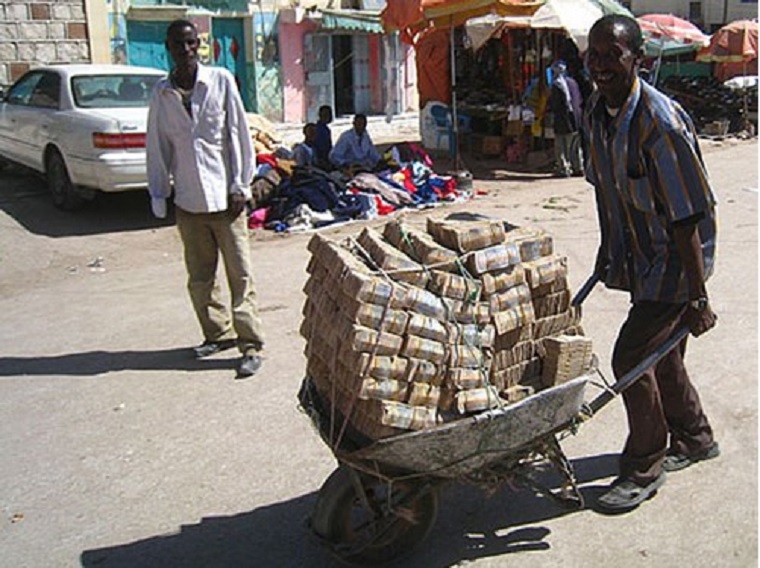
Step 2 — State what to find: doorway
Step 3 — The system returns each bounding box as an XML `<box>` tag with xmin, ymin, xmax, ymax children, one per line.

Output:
<box><xmin>332</xmin><ymin>35</ymin><xmax>354</xmax><ymax>116</ymax></box>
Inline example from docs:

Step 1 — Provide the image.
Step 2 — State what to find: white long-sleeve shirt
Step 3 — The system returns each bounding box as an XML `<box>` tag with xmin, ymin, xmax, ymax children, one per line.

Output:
<box><xmin>146</xmin><ymin>64</ymin><xmax>254</xmax><ymax>217</ymax></box>
<box><xmin>329</xmin><ymin>128</ymin><xmax>381</xmax><ymax>170</ymax></box>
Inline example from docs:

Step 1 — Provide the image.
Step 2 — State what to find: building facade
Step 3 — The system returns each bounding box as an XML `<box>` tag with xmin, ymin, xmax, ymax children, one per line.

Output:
<box><xmin>105</xmin><ymin>0</ymin><xmax>416</xmax><ymax>123</ymax></box>
<box><xmin>0</xmin><ymin>0</ymin><xmax>417</xmax><ymax>125</ymax></box>
<box><xmin>0</xmin><ymin>0</ymin><xmax>108</xmax><ymax>86</ymax></box>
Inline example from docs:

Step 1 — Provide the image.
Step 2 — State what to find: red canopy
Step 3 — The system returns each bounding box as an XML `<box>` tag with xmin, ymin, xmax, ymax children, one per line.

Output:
<box><xmin>637</xmin><ymin>13</ymin><xmax>709</xmax><ymax>45</ymax></box>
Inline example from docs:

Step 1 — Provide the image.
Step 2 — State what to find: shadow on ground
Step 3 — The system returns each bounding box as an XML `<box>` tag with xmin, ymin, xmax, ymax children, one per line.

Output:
<box><xmin>79</xmin><ymin>453</ymin><xmax>619</xmax><ymax>568</ymax></box>
<box><xmin>0</xmin><ymin>348</ymin><xmax>240</xmax><ymax>377</ymax></box>
<box><xmin>0</xmin><ymin>165</ymin><xmax>173</xmax><ymax>237</ymax></box>
<box><xmin>433</xmin><ymin>152</ymin><xmax>556</xmax><ymax>183</ymax></box>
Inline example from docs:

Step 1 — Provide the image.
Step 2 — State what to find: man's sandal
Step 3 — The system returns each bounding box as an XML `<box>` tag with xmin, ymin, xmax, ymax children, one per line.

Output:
<box><xmin>662</xmin><ymin>442</ymin><xmax>720</xmax><ymax>472</ymax></box>
<box><xmin>596</xmin><ymin>472</ymin><xmax>666</xmax><ymax>514</ymax></box>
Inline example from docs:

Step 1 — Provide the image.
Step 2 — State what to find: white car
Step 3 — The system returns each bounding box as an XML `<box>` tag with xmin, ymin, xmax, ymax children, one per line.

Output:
<box><xmin>0</xmin><ymin>64</ymin><xmax>165</xmax><ymax>210</ymax></box>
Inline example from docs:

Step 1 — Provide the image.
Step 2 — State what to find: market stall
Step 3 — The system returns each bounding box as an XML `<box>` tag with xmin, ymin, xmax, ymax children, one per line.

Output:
<box><xmin>382</xmin><ymin>0</ymin><xmax>632</xmax><ymax>169</ymax></box>
<box><xmin>651</xmin><ymin>19</ymin><xmax>758</xmax><ymax>135</ymax></box>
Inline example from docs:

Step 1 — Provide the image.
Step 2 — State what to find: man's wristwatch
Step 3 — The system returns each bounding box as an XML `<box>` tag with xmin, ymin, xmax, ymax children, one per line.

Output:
<box><xmin>689</xmin><ymin>296</ymin><xmax>709</xmax><ymax>311</ymax></box>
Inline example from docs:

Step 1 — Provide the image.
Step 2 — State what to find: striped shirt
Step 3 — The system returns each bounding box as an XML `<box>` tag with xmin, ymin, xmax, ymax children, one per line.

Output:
<box><xmin>584</xmin><ymin>77</ymin><xmax>716</xmax><ymax>303</ymax></box>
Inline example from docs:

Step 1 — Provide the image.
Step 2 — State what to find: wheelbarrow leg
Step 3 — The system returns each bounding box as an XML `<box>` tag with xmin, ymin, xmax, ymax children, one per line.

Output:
<box><xmin>512</xmin><ymin>436</ymin><xmax>584</xmax><ymax>509</ymax></box>
<box><xmin>544</xmin><ymin>435</ymin><xmax>584</xmax><ymax>508</ymax></box>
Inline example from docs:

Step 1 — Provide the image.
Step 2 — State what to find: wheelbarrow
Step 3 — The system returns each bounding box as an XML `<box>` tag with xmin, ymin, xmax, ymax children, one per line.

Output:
<box><xmin>298</xmin><ymin>273</ymin><xmax>690</xmax><ymax>566</ymax></box>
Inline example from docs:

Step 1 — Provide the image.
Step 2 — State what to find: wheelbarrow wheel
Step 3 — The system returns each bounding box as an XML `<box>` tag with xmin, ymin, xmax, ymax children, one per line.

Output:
<box><xmin>311</xmin><ymin>465</ymin><xmax>438</xmax><ymax>566</ymax></box>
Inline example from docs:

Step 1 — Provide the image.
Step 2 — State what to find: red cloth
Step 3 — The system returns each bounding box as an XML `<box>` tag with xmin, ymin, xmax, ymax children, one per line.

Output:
<box><xmin>399</xmin><ymin>167</ymin><xmax>417</xmax><ymax>193</ymax></box>
<box><xmin>374</xmin><ymin>195</ymin><xmax>397</xmax><ymax>216</ymax></box>
<box><xmin>256</xmin><ymin>154</ymin><xmax>278</xmax><ymax>169</ymax></box>
<box><xmin>248</xmin><ymin>207</ymin><xmax>269</xmax><ymax>230</ymax></box>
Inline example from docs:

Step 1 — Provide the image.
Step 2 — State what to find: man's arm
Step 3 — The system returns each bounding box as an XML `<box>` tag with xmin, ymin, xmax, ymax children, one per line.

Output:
<box><xmin>145</xmin><ymin>88</ymin><xmax>172</xmax><ymax>219</ymax></box>
<box><xmin>365</xmin><ymin>133</ymin><xmax>381</xmax><ymax>166</ymax></box>
<box><xmin>224</xmin><ymin>72</ymin><xmax>254</xmax><ymax>217</ymax></box>
<box><xmin>672</xmin><ymin>219</ymin><xmax>716</xmax><ymax>337</ymax></box>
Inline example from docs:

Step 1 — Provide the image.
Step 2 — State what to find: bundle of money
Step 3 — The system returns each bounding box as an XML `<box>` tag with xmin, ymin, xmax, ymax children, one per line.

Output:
<box><xmin>300</xmin><ymin>217</ymin><xmax>591</xmax><ymax>444</ymax></box>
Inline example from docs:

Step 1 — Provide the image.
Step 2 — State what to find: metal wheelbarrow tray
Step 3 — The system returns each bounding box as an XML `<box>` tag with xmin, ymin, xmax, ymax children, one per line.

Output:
<box><xmin>341</xmin><ymin>375</ymin><xmax>589</xmax><ymax>480</ymax></box>
<box><xmin>300</xmin><ymin>374</ymin><xmax>592</xmax><ymax>567</ymax></box>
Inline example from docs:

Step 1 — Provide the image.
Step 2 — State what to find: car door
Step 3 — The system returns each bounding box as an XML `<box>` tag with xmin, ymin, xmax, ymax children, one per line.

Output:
<box><xmin>0</xmin><ymin>70</ymin><xmax>61</xmax><ymax>170</ymax></box>
<box><xmin>21</xmin><ymin>71</ymin><xmax>62</xmax><ymax>170</ymax></box>
<box><xmin>0</xmin><ymin>71</ymin><xmax>44</xmax><ymax>165</ymax></box>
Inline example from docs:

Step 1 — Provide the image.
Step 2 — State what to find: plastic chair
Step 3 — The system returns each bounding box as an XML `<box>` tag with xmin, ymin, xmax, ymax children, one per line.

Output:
<box><xmin>430</xmin><ymin>103</ymin><xmax>472</xmax><ymax>158</ymax></box>
<box><xmin>429</xmin><ymin>103</ymin><xmax>455</xmax><ymax>157</ymax></box>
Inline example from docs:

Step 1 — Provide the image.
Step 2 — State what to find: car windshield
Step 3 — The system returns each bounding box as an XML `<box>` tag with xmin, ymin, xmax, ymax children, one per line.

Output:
<box><xmin>71</xmin><ymin>74</ymin><xmax>162</xmax><ymax>108</ymax></box>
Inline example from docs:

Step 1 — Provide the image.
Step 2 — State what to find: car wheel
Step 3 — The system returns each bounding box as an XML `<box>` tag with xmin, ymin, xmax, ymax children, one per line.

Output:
<box><xmin>46</xmin><ymin>150</ymin><xmax>84</xmax><ymax>211</ymax></box>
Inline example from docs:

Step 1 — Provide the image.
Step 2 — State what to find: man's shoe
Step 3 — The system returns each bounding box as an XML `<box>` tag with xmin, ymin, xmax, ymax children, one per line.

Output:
<box><xmin>662</xmin><ymin>442</ymin><xmax>720</xmax><ymax>472</ymax></box>
<box><xmin>596</xmin><ymin>473</ymin><xmax>666</xmax><ymax>514</ymax></box>
<box><xmin>193</xmin><ymin>339</ymin><xmax>236</xmax><ymax>359</ymax></box>
<box><xmin>237</xmin><ymin>354</ymin><xmax>262</xmax><ymax>379</ymax></box>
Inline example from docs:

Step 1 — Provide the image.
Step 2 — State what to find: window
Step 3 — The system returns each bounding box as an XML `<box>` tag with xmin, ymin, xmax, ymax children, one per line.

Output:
<box><xmin>29</xmin><ymin>72</ymin><xmax>61</xmax><ymax>109</ymax></box>
<box><xmin>689</xmin><ymin>2</ymin><xmax>702</xmax><ymax>22</ymax></box>
<box><xmin>6</xmin><ymin>72</ymin><xmax>45</xmax><ymax>106</ymax></box>
<box><xmin>71</xmin><ymin>74</ymin><xmax>161</xmax><ymax>108</ymax></box>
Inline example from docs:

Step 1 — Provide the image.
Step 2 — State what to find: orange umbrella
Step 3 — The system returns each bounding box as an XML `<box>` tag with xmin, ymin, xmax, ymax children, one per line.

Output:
<box><xmin>697</xmin><ymin>19</ymin><xmax>758</xmax><ymax>63</ymax></box>
<box><xmin>382</xmin><ymin>0</ymin><xmax>543</xmax><ymax>41</ymax></box>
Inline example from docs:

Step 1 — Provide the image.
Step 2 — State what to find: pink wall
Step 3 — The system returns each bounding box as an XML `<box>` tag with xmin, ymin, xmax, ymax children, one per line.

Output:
<box><xmin>279</xmin><ymin>21</ymin><xmax>316</xmax><ymax>123</ymax></box>
<box><xmin>369</xmin><ymin>34</ymin><xmax>382</xmax><ymax>112</ymax></box>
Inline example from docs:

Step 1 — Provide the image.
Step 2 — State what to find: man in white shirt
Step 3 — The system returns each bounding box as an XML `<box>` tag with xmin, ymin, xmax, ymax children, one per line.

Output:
<box><xmin>329</xmin><ymin>113</ymin><xmax>382</xmax><ymax>173</ymax></box>
<box><xmin>146</xmin><ymin>19</ymin><xmax>265</xmax><ymax>379</ymax></box>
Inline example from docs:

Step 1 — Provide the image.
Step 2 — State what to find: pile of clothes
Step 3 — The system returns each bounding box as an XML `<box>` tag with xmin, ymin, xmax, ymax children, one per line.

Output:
<box><xmin>248</xmin><ymin>142</ymin><xmax>468</xmax><ymax>233</ymax></box>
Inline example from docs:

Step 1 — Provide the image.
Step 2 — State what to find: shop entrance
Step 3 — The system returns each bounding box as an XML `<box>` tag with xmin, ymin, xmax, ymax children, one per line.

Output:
<box><xmin>304</xmin><ymin>32</ymin><xmax>375</xmax><ymax>121</ymax></box>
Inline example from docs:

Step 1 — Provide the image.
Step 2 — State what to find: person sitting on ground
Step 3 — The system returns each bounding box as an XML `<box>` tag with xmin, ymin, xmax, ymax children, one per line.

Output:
<box><xmin>293</xmin><ymin>123</ymin><xmax>317</xmax><ymax>168</ymax></box>
<box><xmin>314</xmin><ymin>105</ymin><xmax>333</xmax><ymax>170</ymax></box>
<box><xmin>329</xmin><ymin>114</ymin><xmax>382</xmax><ymax>175</ymax></box>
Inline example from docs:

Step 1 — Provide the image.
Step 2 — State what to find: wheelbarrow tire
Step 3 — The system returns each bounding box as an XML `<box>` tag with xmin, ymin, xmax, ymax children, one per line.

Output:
<box><xmin>311</xmin><ymin>465</ymin><xmax>438</xmax><ymax>566</ymax></box>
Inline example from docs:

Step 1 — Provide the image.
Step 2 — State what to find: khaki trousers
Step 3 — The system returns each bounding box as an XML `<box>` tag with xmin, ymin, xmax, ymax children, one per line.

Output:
<box><xmin>176</xmin><ymin>207</ymin><xmax>265</xmax><ymax>355</ymax></box>
<box><xmin>613</xmin><ymin>301</ymin><xmax>714</xmax><ymax>484</ymax></box>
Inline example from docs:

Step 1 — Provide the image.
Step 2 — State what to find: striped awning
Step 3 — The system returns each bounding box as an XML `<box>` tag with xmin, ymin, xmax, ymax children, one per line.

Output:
<box><xmin>320</xmin><ymin>9</ymin><xmax>385</xmax><ymax>34</ymax></box>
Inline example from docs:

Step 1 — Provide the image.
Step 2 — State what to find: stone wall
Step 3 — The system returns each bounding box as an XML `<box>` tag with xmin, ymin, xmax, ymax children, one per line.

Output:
<box><xmin>0</xmin><ymin>0</ymin><xmax>90</xmax><ymax>87</ymax></box>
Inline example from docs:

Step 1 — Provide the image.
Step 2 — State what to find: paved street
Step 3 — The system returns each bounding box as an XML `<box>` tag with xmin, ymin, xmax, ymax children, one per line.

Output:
<box><xmin>0</xmin><ymin>139</ymin><xmax>756</xmax><ymax>567</ymax></box>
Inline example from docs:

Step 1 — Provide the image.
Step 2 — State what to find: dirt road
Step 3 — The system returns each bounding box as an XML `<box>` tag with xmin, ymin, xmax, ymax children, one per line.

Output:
<box><xmin>0</xmin><ymin>140</ymin><xmax>756</xmax><ymax>567</ymax></box>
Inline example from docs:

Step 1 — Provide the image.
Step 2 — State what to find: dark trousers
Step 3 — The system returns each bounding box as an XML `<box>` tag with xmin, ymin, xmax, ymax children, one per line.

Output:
<box><xmin>613</xmin><ymin>302</ymin><xmax>714</xmax><ymax>484</ymax></box>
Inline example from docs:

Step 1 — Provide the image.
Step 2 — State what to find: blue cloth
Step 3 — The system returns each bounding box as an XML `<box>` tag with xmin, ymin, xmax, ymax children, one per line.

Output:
<box><xmin>584</xmin><ymin>77</ymin><xmax>717</xmax><ymax>303</ymax></box>
<box><xmin>280</xmin><ymin>175</ymin><xmax>341</xmax><ymax>214</ymax></box>
<box><xmin>292</xmin><ymin>142</ymin><xmax>316</xmax><ymax>167</ymax></box>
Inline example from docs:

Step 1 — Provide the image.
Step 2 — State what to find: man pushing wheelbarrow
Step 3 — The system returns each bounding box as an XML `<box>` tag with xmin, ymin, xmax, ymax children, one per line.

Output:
<box><xmin>582</xmin><ymin>15</ymin><xmax>719</xmax><ymax>513</ymax></box>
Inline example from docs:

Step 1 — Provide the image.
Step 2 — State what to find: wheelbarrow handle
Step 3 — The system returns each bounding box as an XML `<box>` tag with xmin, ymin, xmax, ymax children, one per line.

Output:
<box><xmin>571</xmin><ymin>273</ymin><xmax>601</xmax><ymax>307</ymax></box>
<box><xmin>587</xmin><ymin>325</ymin><xmax>691</xmax><ymax>415</ymax></box>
